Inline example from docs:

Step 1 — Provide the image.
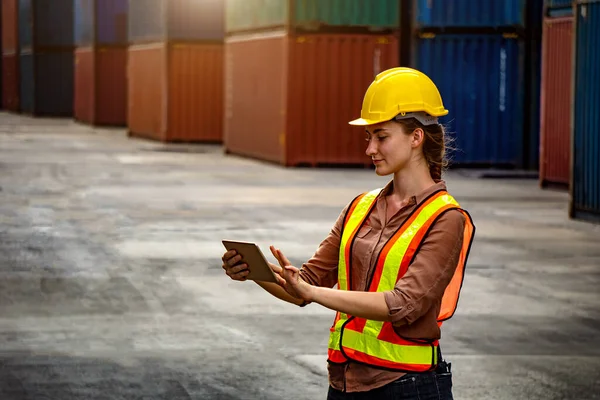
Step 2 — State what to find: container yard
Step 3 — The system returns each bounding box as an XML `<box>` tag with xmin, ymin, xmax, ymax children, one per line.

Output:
<box><xmin>0</xmin><ymin>2</ymin><xmax>599</xmax><ymax>397</ymax></box>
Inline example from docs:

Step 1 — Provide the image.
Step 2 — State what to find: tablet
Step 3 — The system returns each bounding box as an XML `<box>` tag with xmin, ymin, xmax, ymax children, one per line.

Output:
<box><xmin>221</xmin><ymin>240</ymin><xmax>278</xmax><ymax>283</ymax></box>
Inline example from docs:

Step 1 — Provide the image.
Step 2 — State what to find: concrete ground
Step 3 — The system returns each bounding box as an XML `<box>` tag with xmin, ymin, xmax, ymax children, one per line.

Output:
<box><xmin>0</xmin><ymin>112</ymin><xmax>599</xmax><ymax>400</ymax></box>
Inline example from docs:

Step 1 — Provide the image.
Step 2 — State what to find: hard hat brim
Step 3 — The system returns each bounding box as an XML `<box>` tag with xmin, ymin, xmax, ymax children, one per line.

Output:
<box><xmin>348</xmin><ymin>118</ymin><xmax>381</xmax><ymax>126</ymax></box>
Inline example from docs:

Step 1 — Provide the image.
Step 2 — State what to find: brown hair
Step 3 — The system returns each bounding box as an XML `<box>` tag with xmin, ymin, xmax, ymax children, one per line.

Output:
<box><xmin>396</xmin><ymin>119</ymin><xmax>451</xmax><ymax>182</ymax></box>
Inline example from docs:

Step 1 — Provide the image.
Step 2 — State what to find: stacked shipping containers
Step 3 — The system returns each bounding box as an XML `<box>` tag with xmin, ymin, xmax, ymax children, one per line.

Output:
<box><xmin>127</xmin><ymin>0</ymin><xmax>224</xmax><ymax>142</ymax></box>
<box><xmin>570</xmin><ymin>0</ymin><xmax>600</xmax><ymax>223</ymax></box>
<box><xmin>74</xmin><ymin>0</ymin><xmax>128</xmax><ymax>126</ymax></box>
<box><xmin>224</xmin><ymin>0</ymin><xmax>399</xmax><ymax>167</ymax></box>
<box><xmin>2</xmin><ymin>0</ymin><xmax>19</xmax><ymax>111</ymax></box>
<box><xmin>539</xmin><ymin>0</ymin><xmax>574</xmax><ymax>188</ymax></box>
<box><xmin>412</xmin><ymin>0</ymin><xmax>543</xmax><ymax>168</ymax></box>
<box><xmin>19</xmin><ymin>0</ymin><xmax>75</xmax><ymax>116</ymax></box>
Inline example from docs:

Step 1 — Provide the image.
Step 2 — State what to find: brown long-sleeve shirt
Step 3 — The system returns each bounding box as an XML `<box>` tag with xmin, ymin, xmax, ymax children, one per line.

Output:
<box><xmin>299</xmin><ymin>180</ymin><xmax>466</xmax><ymax>393</ymax></box>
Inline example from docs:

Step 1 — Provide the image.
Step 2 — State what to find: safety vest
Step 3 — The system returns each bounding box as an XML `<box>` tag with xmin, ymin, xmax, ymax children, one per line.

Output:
<box><xmin>327</xmin><ymin>188</ymin><xmax>475</xmax><ymax>372</ymax></box>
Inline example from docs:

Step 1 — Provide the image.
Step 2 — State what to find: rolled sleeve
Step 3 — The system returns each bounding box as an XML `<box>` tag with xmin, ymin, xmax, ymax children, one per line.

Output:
<box><xmin>384</xmin><ymin>209</ymin><xmax>466</xmax><ymax>326</ymax></box>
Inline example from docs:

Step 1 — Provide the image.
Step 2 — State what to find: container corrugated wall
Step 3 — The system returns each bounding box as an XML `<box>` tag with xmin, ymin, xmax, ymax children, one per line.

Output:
<box><xmin>95</xmin><ymin>47</ymin><xmax>127</xmax><ymax>125</ymax></box>
<box><xmin>96</xmin><ymin>0</ymin><xmax>128</xmax><ymax>45</ymax></box>
<box><xmin>287</xmin><ymin>34</ymin><xmax>399</xmax><ymax>166</ymax></box>
<box><xmin>74</xmin><ymin>47</ymin><xmax>95</xmax><ymax>123</ymax></box>
<box><xmin>539</xmin><ymin>17</ymin><xmax>573</xmax><ymax>188</ymax></box>
<box><xmin>2</xmin><ymin>54</ymin><xmax>20</xmax><ymax>110</ymax></box>
<box><xmin>2</xmin><ymin>0</ymin><xmax>18</xmax><ymax>52</ymax></box>
<box><xmin>18</xmin><ymin>52</ymin><xmax>34</xmax><ymax>113</ymax></box>
<box><xmin>33</xmin><ymin>0</ymin><xmax>75</xmax><ymax>48</ymax></box>
<box><xmin>224</xmin><ymin>33</ymin><xmax>288</xmax><ymax>163</ymax></box>
<box><xmin>128</xmin><ymin>0</ymin><xmax>165</xmax><ymax>44</ymax></box>
<box><xmin>548</xmin><ymin>0</ymin><xmax>573</xmax><ymax>9</ymax></box>
<box><xmin>75</xmin><ymin>47</ymin><xmax>127</xmax><ymax>125</ymax></box>
<box><xmin>74</xmin><ymin>0</ymin><xmax>94</xmax><ymax>47</ymax></box>
<box><xmin>18</xmin><ymin>0</ymin><xmax>32</xmax><ymax>50</ymax></box>
<box><xmin>226</xmin><ymin>0</ymin><xmax>398</xmax><ymax>33</ymax></box>
<box><xmin>167</xmin><ymin>43</ymin><xmax>223</xmax><ymax>141</ymax></box>
<box><xmin>2</xmin><ymin>0</ymin><xmax>19</xmax><ymax>111</ymax></box>
<box><xmin>225</xmin><ymin>32</ymin><xmax>399</xmax><ymax>166</ymax></box>
<box><xmin>19</xmin><ymin>51</ymin><xmax>73</xmax><ymax>116</ymax></box>
<box><xmin>127</xmin><ymin>43</ymin><xmax>165</xmax><ymax>138</ymax></box>
<box><xmin>414</xmin><ymin>0</ymin><xmax>526</xmax><ymax>28</ymax></box>
<box><xmin>414</xmin><ymin>33</ymin><xmax>525</xmax><ymax>166</ymax></box>
<box><xmin>571</xmin><ymin>1</ymin><xmax>600</xmax><ymax>222</ymax></box>
<box><xmin>128</xmin><ymin>42</ymin><xmax>223</xmax><ymax>142</ymax></box>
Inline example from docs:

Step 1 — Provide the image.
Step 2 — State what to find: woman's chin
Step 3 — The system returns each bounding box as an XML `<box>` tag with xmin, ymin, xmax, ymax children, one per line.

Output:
<box><xmin>374</xmin><ymin>166</ymin><xmax>391</xmax><ymax>176</ymax></box>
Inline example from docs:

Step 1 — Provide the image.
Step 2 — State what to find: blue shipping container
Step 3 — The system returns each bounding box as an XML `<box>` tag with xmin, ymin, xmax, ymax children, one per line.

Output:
<box><xmin>414</xmin><ymin>33</ymin><xmax>525</xmax><ymax>166</ymax></box>
<box><xmin>415</xmin><ymin>0</ymin><xmax>526</xmax><ymax>28</ymax></box>
<box><xmin>19</xmin><ymin>0</ymin><xmax>74</xmax><ymax>49</ymax></box>
<box><xmin>74</xmin><ymin>0</ymin><xmax>94</xmax><ymax>46</ymax></box>
<box><xmin>572</xmin><ymin>1</ymin><xmax>600</xmax><ymax>222</ymax></box>
<box><xmin>128</xmin><ymin>0</ymin><xmax>223</xmax><ymax>44</ymax></box>
<box><xmin>96</xmin><ymin>0</ymin><xmax>128</xmax><ymax>44</ymax></box>
<box><xmin>18</xmin><ymin>0</ymin><xmax>32</xmax><ymax>50</ymax></box>
<box><xmin>19</xmin><ymin>51</ymin><xmax>74</xmax><ymax>116</ymax></box>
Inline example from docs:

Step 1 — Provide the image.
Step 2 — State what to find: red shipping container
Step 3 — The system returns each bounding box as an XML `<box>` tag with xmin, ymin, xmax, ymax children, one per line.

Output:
<box><xmin>224</xmin><ymin>32</ymin><xmax>399</xmax><ymax>167</ymax></box>
<box><xmin>74</xmin><ymin>46</ymin><xmax>127</xmax><ymax>126</ymax></box>
<box><xmin>128</xmin><ymin>42</ymin><xmax>223</xmax><ymax>142</ymax></box>
<box><xmin>540</xmin><ymin>16</ymin><xmax>573</xmax><ymax>189</ymax></box>
<box><xmin>2</xmin><ymin>0</ymin><xmax>18</xmax><ymax>53</ymax></box>
<box><xmin>2</xmin><ymin>53</ymin><xmax>19</xmax><ymax>111</ymax></box>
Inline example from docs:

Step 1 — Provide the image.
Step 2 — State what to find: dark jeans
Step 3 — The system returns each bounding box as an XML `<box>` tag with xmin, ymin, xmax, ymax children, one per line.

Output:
<box><xmin>327</xmin><ymin>361</ymin><xmax>453</xmax><ymax>400</ymax></box>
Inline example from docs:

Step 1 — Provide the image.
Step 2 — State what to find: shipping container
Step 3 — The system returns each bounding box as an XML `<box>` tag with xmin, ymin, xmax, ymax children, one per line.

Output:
<box><xmin>128</xmin><ymin>0</ymin><xmax>224</xmax><ymax>44</ymax></box>
<box><xmin>18</xmin><ymin>0</ymin><xmax>32</xmax><ymax>50</ymax></box>
<box><xmin>225</xmin><ymin>32</ymin><xmax>398</xmax><ymax>166</ymax></box>
<box><xmin>547</xmin><ymin>0</ymin><xmax>573</xmax><ymax>9</ymax></box>
<box><xmin>413</xmin><ymin>33</ymin><xmax>526</xmax><ymax>167</ymax></box>
<box><xmin>414</xmin><ymin>0</ymin><xmax>528</xmax><ymax>28</ymax></box>
<box><xmin>571</xmin><ymin>1</ymin><xmax>600</xmax><ymax>222</ymax></box>
<box><xmin>128</xmin><ymin>42</ymin><xmax>223</xmax><ymax>142</ymax></box>
<box><xmin>226</xmin><ymin>0</ymin><xmax>398</xmax><ymax>34</ymax></box>
<box><xmin>19</xmin><ymin>0</ymin><xmax>74</xmax><ymax>50</ymax></box>
<box><xmin>75</xmin><ymin>0</ymin><xmax>128</xmax><ymax>47</ymax></box>
<box><xmin>74</xmin><ymin>46</ymin><xmax>127</xmax><ymax>125</ymax></box>
<box><xmin>2</xmin><ymin>0</ymin><xmax>19</xmax><ymax>53</ymax></box>
<box><xmin>19</xmin><ymin>50</ymin><xmax>74</xmax><ymax>116</ymax></box>
<box><xmin>75</xmin><ymin>0</ymin><xmax>128</xmax><ymax>46</ymax></box>
<box><xmin>539</xmin><ymin>17</ymin><xmax>573</xmax><ymax>188</ymax></box>
<box><xmin>96</xmin><ymin>0</ymin><xmax>128</xmax><ymax>44</ymax></box>
<box><xmin>74</xmin><ymin>0</ymin><xmax>94</xmax><ymax>47</ymax></box>
<box><xmin>2</xmin><ymin>53</ymin><xmax>20</xmax><ymax>110</ymax></box>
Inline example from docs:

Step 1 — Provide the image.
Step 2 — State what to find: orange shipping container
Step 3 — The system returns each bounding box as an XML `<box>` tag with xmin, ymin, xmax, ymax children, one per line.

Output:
<box><xmin>2</xmin><ymin>0</ymin><xmax>18</xmax><ymax>53</ymax></box>
<box><xmin>224</xmin><ymin>32</ymin><xmax>399</xmax><ymax>167</ymax></box>
<box><xmin>74</xmin><ymin>47</ymin><xmax>127</xmax><ymax>126</ymax></box>
<box><xmin>128</xmin><ymin>42</ymin><xmax>223</xmax><ymax>142</ymax></box>
<box><xmin>539</xmin><ymin>17</ymin><xmax>573</xmax><ymax>189</ymax></box>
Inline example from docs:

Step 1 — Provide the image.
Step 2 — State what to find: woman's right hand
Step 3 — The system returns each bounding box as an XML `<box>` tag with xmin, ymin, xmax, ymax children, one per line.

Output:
<box><xmin>221</xmin><ymin>250</ymin><xmax>250</xmax><ymax>281</ymax></box>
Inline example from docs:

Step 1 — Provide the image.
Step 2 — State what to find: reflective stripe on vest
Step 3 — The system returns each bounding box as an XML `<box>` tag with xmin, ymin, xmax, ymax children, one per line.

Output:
<box><xmin>327</xmin><ymin>188</ymin><xmax>475</xmax><ymax>372</ymax></box>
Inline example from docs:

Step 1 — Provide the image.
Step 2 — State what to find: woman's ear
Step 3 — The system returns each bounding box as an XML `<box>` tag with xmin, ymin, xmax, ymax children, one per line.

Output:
<box><xmin>411</xmin><ymin>128</ymin><xmax>425</xmax><ymax>148</ymax></box>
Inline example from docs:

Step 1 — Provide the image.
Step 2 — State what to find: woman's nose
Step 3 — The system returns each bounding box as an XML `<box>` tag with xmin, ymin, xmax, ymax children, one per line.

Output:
<box><xmin>365</xmin><ymin>140</ymin><xmax>377</xmax><ymax>157</ymax></box>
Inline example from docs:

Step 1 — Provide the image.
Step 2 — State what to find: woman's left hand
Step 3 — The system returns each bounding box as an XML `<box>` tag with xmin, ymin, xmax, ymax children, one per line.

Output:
<box><xmin>270</xmin><ymin>245</ymin><xmax>315</xmax><ymax>302</ymax></box>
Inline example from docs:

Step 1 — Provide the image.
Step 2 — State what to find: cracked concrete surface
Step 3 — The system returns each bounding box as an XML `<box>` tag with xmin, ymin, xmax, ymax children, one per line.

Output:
<box><xmin>1</xmin><ymin>112</ymin><xmax>599</xmax><ymax>399</ymax></box>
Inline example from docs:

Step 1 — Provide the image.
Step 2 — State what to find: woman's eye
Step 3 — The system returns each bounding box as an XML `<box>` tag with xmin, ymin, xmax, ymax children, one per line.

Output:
<box><xmin>377</xmin><ymin>136</ymin><xmax>386</xmax><ymax>141</ymax></box>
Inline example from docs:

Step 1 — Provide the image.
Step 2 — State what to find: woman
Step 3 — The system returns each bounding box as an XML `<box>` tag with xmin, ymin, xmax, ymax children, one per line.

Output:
<box><xmin>221</xmin><ymin>67</ymin><xmax>475</xmax><ymax>399</ymax></box>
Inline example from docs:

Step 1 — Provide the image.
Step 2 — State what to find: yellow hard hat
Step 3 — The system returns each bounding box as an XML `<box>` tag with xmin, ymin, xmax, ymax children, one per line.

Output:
<box><xmin>349</xmin><ymin>67</ymin><xmax>449</xmax><ymax>126</ymax></box>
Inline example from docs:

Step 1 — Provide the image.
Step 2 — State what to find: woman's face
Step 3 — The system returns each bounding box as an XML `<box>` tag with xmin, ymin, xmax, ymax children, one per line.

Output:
<box><xmin>364</xmin><ymin>120</ymin><xmax>422</xmax><ymax>176</ymax></box>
